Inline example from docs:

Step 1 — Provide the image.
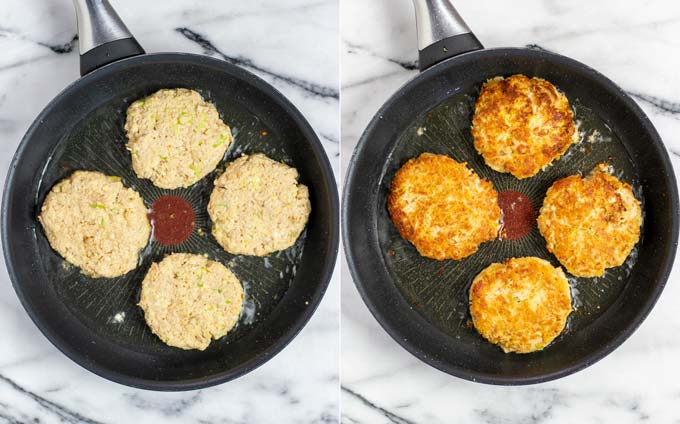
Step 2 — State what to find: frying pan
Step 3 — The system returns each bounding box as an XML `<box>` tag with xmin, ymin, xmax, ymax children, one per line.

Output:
<box><xmin>2</xmin><ymin>0</ymin><xmax>338</xmax><ymax>390</ymax></box>
<box><xmin>343</xmin><ymin>0</ymin><xmax>678</xmax><ymax>385</ymax></box>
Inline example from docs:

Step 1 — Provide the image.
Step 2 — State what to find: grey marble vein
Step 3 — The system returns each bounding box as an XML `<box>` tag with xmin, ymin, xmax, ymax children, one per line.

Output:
<box><xmin>345</xmin><ymin>41</ymin><xmax>417</xmax><ymax>71</ymax></box>
<box><xmin>530</xmin><ymin>17</ymin><xmax>680</xmax><ymax>45</ymax></box>
<box><xmin>40</xmin><ymin>34</ymin><xmax>79</xmax><ymax>54</ymax></box>
<box><xmin>0</xmin><ymin>405</ymin><xmax>28</xmax><ymax>424</ymax></box>
<box><xmin>342</xmin><ymin>386</ymin><xmax>417</xmax><ymax>424</ymax></box>
<box><xmin>605</xmin><ymin>395</ymin><xmax>651</xmax><ymax>422</ymax></box>
<box><xmin>342</xmin><ymin>69</ymin><xmax>412</xmax><ymax>91</ymax></box>
<box><xmin>176</xmin><ymin>27</ymin><xmax>339</xmax><ymax>100</ymax></box>
<box><xmin>124</xmin><ymin>391</ymin><xmax>203</xmax><ymax>416</ymax></box>
<box><xmin>180</xmin><ymin>1</ymin><xmax>333</xmax><ymax>28</ymax></box>
<box><xmin>527</xmin><ymin>43</ymin><xmax>680</xmax><ymax>119</ymax></box>
<box><xmin>254</xmin><ymin>380</ymin><xmax>301</xmax><ymax>405</ymax></box>
<box><xmin>0</xmin><ymin>373</ymin><xmax>105</xmax><ymax>424</ymax></box>
<box><xmin>627</xmin><ymin>92</ymin><xmax>680</xmax><ymax>117</ymax></box>
<box><xmin>312</xmin><ymin>406</ymin><xmax>341</xmax><ymax>424</ymax></box>
<box><xmin>0</xmin><ymin>26</ymin><xmax>78</xmax><ymax>54</ymax></box>
<box><xmin>0</xmin><ymin>54</ymin><xmax>55</xmax><ymax>72</ymax></box>
<box><xmin>320</xmin><ymin>132</ymin><xmax>339</xmax><ymax>144</ymax></box>
<box><xmin>474</xmin><ymin>388</ymin><xmax>563</xmax><ymax>424</ymax></box>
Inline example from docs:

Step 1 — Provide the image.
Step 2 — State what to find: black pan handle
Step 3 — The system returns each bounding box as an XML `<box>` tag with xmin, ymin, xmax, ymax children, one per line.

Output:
<box><xmin>73</xmin><ymin>0</ymin><xmax>145</xmax><ymax>76</ymax></box>
<box><xmin>412</xmin><ymin>0</ymin><xmax>483</xmax><ymax>71</ymax></box>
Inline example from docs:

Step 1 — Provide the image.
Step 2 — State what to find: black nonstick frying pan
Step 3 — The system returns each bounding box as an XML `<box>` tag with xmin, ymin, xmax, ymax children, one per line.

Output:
<box><xmin>2</xmin><ymin>0</ymin><xmax>338</xmax><ymax>390</ymax></box>
<box><xmin>343</xmin><ymin>0</ymin><xmax>678</xmax><ymax>385</ymax></box>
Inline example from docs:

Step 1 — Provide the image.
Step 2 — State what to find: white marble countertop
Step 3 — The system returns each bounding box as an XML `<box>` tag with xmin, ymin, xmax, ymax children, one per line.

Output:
<box><xmin>0</xmin><ymin>0</ymin><xmax>339</xmax><ymax>422</ymax></box>
<box><xmin>341</xmin><ymin>0</ymin><xmax>680</xmax><ymax>422</ymax></box>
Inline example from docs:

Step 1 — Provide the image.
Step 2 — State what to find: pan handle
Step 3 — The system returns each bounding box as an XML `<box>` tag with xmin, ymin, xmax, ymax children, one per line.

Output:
<box><xmin>412</xmin><ymin>0</ymin><xmax>483</xmax><ymax>71</ymax></box>
<box><xmin>73</xmin><ymin>0</ymin><xmax>145</xmax><ymax>76</ymax></box>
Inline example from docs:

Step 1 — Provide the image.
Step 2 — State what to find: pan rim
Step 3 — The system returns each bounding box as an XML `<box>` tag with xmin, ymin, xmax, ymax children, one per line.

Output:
<box><xmin>2</xmin><ymin>52</ymin><xmax>339</xmax><ymax>391</ymax></box>
<box><xmin>342</xmin><ymin>47</ymin><xmax>679</xmax><ymax>385</ymax></box>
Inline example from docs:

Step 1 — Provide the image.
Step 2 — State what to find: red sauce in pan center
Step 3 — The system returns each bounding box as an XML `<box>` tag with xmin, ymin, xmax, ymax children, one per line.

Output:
<box><xmin>148</xmin><ymin>196</ymin><xmax>195</xmax><ymax>246</ymax></box>
<box><xmin>498</xmin><ymin>191</ymin><xmax>535</xmax><ymax>241</ymax></box>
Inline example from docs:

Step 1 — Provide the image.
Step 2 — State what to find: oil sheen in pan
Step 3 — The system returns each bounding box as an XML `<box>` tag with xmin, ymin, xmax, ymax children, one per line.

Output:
<box><xmin>377</xmin><ymin>89</ymin><xmax>643</xmax><ymax>351</ymax></box>
<box><xmin>33</xmin><ymin>90</ymin><xmax>306</xmax><ymax>354</ymax></box>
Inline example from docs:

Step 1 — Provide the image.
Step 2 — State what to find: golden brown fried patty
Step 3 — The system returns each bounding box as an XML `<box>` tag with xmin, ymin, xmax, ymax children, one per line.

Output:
<box><xmin>472</xmin><ymin>74</ymin><xmax>579</xmax><ymax>179</ymax></box>
<box><xmin>537</xmin><ymin>164</ymin><xmax>642</xmax><ymax>277</ymax></box>
<box><xmin>469</xmin><ymin>257</ymin><xmax>572</xmax><ymax>353</ymax></box>
<box><xmin>387</xmin><ymin>153</ymin><xmax>501</xmax><ymax>260</ymax></box>
<box><xmin>138</xmin><ymin>253</ymin><xmax>244</xmax><ymax>351</ymax></box>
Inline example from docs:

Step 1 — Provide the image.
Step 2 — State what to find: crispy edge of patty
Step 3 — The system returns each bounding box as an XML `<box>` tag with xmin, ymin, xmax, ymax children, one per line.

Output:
<box><xmin>537</xmin><ymin>163</ymin><xmax>642</xmax><ymax>277</ymax></box>
<box><xmin>471</xmin><ymin>74</ymin><xmax>579</xmax><ymax>179</ymax></box>
<box><xmin>387</xmin><ymin>153</ymin><xmax>501</xmax><ymax>260</ymax></box>
<box><xmin>469</xmin><ymin>256</ymin><xmax>572</xmax><ymax>354</ymax></box>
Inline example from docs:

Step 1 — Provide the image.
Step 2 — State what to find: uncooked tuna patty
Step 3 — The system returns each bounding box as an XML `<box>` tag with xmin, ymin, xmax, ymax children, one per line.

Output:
<box><xmin>138</xmin><ymin>253</ymin><xmax>244</xmax><ymax>350</ymax></box>
<box><xmin>125</xmin><ymin>88</ymin><xmax>233</xmax><ymax>189</ymax></box>
<box><xmin>208</xmin><ymin>153</ymin><xmax>311</xmax><ymax>256</ymax></box>
<box><xmin>39</xmin><ymin>170</ymin><xmax>151</xmax><ymax>278</ymax></box>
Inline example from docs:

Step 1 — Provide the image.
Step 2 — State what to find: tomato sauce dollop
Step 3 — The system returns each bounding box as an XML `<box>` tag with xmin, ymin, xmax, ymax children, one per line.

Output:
<box><xmin>497</xmin><ymin>191</ymin><xmax>535</xmax><ymax>241</ymax></box>
<box><xmin>148</xmin><ymin>196</ymin><xmax>195</xmax><ymax>246</ymax></box>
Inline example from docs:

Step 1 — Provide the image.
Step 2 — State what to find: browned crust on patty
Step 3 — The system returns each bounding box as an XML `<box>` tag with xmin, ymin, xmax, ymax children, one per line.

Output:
<box><xmin>387</xmin><ymin>153</ymin><xmax>501</xmax><ymax>260</ymax></box>
<box><xmin>472</xmin><ymin>74</ymin><xmax>578</xmax><ymax>179</ymax></box>
<box><xmin>469</xmin><ymin>257</ymin><xmax>572</xmax><ymax>353</ymax></box>
<box><xmin>537</xmin><ymin>164</ymin><xmax>642</xmax><ymax>277</ymax></box>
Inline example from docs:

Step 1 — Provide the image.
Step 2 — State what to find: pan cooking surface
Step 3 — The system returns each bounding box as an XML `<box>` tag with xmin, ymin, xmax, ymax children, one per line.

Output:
<box><xmin>345</xmin><ymin>48</ymin><xmax>676</xmax><ymax>383</ymax></box>
<box><xmin>377</xmin><ymin>85</ymin><xmax>642</xmax><ymax>352</ymax></box>
<box><xmin>35</xmin><ymin>88</ymin><xmax>305</xmax><ymax>354</ymax></box>
<box><xmin>4</xmin><ymin>54</ymin><xmax>337</xmax><ymax>388</ymax></box>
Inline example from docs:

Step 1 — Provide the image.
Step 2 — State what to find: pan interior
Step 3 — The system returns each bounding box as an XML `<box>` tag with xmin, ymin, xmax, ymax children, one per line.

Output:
<box><xmin>377</xmin><ymin>82</ymin><xmax>642</xmax><ymax>353</ymax></box>
<box><xmin>4</xmin><ymin>55</ymin><xmax>338</xmax><ymax>388</ymax></box>
<box><xmin>36</xmin><ymin>91</ymin><xmax>303</xmax><ymax>354</ymax></box>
